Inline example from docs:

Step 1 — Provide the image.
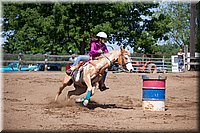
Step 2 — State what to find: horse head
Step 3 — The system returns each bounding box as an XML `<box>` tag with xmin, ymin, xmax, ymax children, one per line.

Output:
<box><xmin>117</xmin><ymin>47</ymin><xmax>133</xmax><ymax>72</ymax></box>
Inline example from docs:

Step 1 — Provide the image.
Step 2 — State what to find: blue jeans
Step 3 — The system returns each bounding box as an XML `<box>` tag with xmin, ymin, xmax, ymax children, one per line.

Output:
<box><xmin>178</xmin><ymin>60</ymin><xmax>184</xmax><ymax>71</ymax></box>
<box><xmin>71</xmin><ymin>55</ymin><xmax>90</xmax><ymax>67</ymax></box>
<box><xmin>102</xmin><ymin>68</ymin><xmax>108</xmax><ymax>82</ymax></box>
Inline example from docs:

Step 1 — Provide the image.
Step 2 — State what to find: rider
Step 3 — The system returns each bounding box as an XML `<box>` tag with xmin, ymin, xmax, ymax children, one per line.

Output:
<box><xmin>177</xmin><ymin>48</ymin><xmax>185</xmax><ymax>72</ymax></box>
<box><xmin>66</xmin><ymin>31</ymin><xmax>109</xmax><ymax>91</ymax></box>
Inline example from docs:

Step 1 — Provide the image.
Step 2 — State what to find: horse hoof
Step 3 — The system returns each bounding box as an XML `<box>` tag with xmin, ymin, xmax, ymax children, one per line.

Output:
<box><xmin>75</xmin><ymin>97</ymin><xmax>85</xmax><ymax>103</ymax></box>
<box><xmin>83</xmin><ymin>100</ymin><xmax>89</xmax><ymax>106</ymax></box>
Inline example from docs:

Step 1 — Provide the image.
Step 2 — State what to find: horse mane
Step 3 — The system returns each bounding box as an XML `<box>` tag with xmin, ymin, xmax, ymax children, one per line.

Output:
<box><xmin>96</xmin><ymin>52</ymin><xmax>112</xmax><ymax>60</ymax></box>
<box><xmin>96</xmin><ymin>49</ymin><xmax>126</xmax><ymax>61</ymax></box>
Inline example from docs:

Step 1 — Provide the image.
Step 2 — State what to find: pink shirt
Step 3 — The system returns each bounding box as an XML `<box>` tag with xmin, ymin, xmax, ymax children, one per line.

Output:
<box><xmin>89</xmin><ymin>40</ymin><xmax>108</xmax><ymax>59</ymax></box>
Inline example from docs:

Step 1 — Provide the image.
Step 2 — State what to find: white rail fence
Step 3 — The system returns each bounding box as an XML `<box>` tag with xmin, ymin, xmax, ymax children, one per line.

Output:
<box><xmin>130</xmin><ymin>56</ymin><xmax>172</xmax><ymax>73</ymax></box>
<box><xmin>1</xmin><ymin>53</ymin><xmax>199</xmax><ymax>72</ymax></box>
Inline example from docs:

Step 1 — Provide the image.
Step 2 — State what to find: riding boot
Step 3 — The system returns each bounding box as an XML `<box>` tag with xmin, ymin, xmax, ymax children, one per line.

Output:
<box><xmin>99</xmin><ymin>81</ymin><xmax>109</xmax><ymax>91</ymax></box>
<box><xmin>66</xmin><ymin>62</ymin><xmax>84</xmax><ymax>76</ymax></box>
<box><xmin>66</xmin><ymin>70</ymin><xmax>72</xmax><ymax>75</ymax></box>
<box><xmin>66</xmin><ymin>67</ymin><xmax>75</xmax><ymax>76</ymax></box>
<box><xmin>101</xmin><ymin>84</ymin><xmax>109</xmax><ymax>91</ymax></box>
<box><xmin>99</xmin><ymin>70</ymin><xmax>109</xmax><ymax>91</ymax></box>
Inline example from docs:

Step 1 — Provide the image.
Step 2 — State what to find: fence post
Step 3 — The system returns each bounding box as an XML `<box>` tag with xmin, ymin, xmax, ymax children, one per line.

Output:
<box><xmin>18</xmin><ymin>53</ymin><xmax>23</xmax><ymax>71</ymax></box>
<box><xmin>142</xmin><ymin>53</ymin><xmax>145</xmax><ymax>62</ymax></box>
<box><xmin>162</xmin><ymin>55</ymin><xmax>165</xmax><ymax>73</ymax></box>
<box><xmin>184</xmin><ymin>45</ymin><xmax>189</xmax><ymax>71</ymax></box>
<box><xmin>44</xmin><ymin>54</ymin><xmax>48</xmax><ymax>71</ymax></box>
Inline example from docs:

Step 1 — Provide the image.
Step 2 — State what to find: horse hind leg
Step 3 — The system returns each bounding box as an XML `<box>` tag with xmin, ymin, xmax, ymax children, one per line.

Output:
<box><xmin>54</xmin><ymin>75</ymin><xmax>73</xmax><ymax>102</ymax></box>
<box><xmin>67</xmin><ymin>85</ymin><xmax>87</xmax><ymax>100</ymax></box>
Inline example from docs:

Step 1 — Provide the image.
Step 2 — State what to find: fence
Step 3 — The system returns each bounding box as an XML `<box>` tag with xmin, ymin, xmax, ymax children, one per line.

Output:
<box><xmin>2</xmin><ymin>53</ymin><xmax>74</xmax><ymax>71</ymax></box>
<box><xmin>1</xmin><ymin>53</ymin><xmax>199</xmax><ymax>72</ymax></box>
<box><xmin>130</xmin><ymin>55</ymin><xmax>172</xmax><ymax>73</ymax></box>
<box><xmin>186</xmin><ymin>56</ymin><xmax>200</xmax><ymax>71</ymax></box>
<box><xmin>1</xmin><ymin>53</ymin><xmax>171</xmax><ymax>73</ymax></box>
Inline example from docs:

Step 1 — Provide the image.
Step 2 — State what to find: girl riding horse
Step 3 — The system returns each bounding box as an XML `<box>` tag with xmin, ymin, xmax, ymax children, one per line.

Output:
<box><xmin>66</xmin><ymin>31</ymin><xmax>109</xmax><ymax>91</ymax></box>
<box><xmin>55</xmin><ymin>47</ymin><xmax>133</xmax><ymax>106</ymax></box>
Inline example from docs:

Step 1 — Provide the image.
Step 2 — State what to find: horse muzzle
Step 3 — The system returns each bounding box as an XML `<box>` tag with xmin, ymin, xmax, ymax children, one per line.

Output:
<box><xmin>126</xmin><ymin>62</ymin><xmax>134</xmax><ymax>72</ymax></box>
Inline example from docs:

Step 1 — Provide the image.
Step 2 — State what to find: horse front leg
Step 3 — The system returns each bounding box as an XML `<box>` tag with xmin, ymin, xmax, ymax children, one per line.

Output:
<box><xmin>55</xmin><ymin>75</ymin><xmax>73</xmax><ymax>102</ymax></box>
<box><xmin>82</xmin><ymin>73</ymin><xmax>95</xmax><ymax>106</ymax></box>
<box><xmin>75</xmin><ymin>83</ymin><xmax>97</xmax><ymax>103</ymax></box>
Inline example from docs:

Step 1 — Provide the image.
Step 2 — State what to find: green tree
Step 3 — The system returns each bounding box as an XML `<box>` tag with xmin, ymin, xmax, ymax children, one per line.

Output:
<box><xmin>3</xmin><ymin>3</ymin><xmax>73</xmax><ymax>54</ymax></box>
<box><xmin>101</xmin><ymin>3</ymin><xmax>170</xmax><ymax>54</ymax></box>
<box><xmin>158</xmin><ymin>2</ymin><xmax>190</xmax><ymax>47</ymax></box>
<box><xmin>2</xmin><ymin>2</ymin><xmax>169</xmax><ymax>55</ymax></box>
<box><xmin>153</xmin><ymin>43</ymin><xmax>180</xmax><ymax>56</ymax></box>
<box><xmin>196</xmin><ymin>1</ymin><xmax>200</xmax><ymax>53</ymax></box>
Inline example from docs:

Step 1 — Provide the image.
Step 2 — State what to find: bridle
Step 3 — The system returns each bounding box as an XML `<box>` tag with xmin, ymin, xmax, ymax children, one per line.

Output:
<box><xmin>102</xmin><ymin>51</ymin><xmax>130</xmax><ymax>68</ymax></box>
<box><xmin>101</xmin><ymin>53</ymin><xmax>113</xmax><ymax>66</ymax></box>
<box><xmin>101</xmin><ymin>50</ymin><xmax>131</xmax><ymax>69</ymax></box>
<box><xmin>89</xmin><ymin>49</ymin><xmax>131</xmax><ymax>74</ymax></box>
<box><xmin>118</xmin><ymin>51</ymin><xmax>131</xmax><ymax>69</ymax></box>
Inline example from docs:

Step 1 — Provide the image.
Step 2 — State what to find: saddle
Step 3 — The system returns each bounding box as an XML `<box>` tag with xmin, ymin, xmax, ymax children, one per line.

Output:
<box><xmin>68</xmin><ymin>60</ymin><xmax>109</xmax><ymax>91</ymax></box>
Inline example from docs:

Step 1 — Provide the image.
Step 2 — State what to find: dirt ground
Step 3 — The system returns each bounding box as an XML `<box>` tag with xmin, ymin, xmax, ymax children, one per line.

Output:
<box><xmin>2</xmin><ymin>71</ymin><xmax>199</xmax><ymax>132</ymax></box>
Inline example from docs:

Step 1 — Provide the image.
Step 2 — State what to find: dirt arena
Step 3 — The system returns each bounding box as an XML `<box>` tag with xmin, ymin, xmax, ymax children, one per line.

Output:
<box><xmin>2</xmin><ymin>71</ymin><xmax>199</xmax><ymax>132</ymax></box>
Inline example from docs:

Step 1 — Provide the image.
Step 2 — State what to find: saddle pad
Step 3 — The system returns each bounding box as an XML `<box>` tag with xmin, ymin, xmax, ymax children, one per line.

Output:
<box><xmin>73</xmin><ymin>68</ymin><xmax>84</xmax><ymax>83</ymax></box>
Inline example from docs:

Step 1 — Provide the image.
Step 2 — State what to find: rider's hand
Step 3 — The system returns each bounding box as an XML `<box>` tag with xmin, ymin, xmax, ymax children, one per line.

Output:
<box><xmin>98</xmin><ymin>49</ymin><xmax>103</xmax><ymax>54</ymax></box>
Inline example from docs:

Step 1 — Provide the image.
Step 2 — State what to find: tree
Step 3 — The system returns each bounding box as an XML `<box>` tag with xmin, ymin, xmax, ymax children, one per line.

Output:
<box><xmin>158</xmin><ymin>2</ymin><xmax>190</xmax><ymax>47</ymax></box>
<box><xmin>3</xmin><ymin>3</ymin><xmax>73</xmax><ymax>54</ymax></box>
<box><xmin>153</xmin><ymin>43</ymin><xmax>180</xmax><ymax>56</ymax></box>
<box><xmin>102</xmin><ymin>3</ymin><xmax>170</xmax><ymax>54</ymax></box>
<box><xmin>196</xmin><ymin>1</ymin><xmax>200</xmax><ymax>53</ymax></box>
<box><xmin>190</xmin><ymin>2</ymin><xmax>196</xmax><ymax>57</ymax></box>
<box><xmin>2</xmin><ymin>2</ymin><xmax>169</xmax><ymax>55</ymax></box>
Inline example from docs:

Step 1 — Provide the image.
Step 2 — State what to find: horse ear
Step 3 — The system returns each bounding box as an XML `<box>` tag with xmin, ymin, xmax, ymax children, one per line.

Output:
<box><xmin>120</xmin><ymin>46</ymin><xmax>125</xmax><ymax>52</ymax></box>
<box><xmin>120</xmin><ymin>46</ymin><xmax>123</xmax><ymax>51</ymax></box>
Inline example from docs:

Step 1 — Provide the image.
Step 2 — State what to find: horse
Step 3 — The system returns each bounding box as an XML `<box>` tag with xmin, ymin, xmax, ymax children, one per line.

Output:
<box><xmin>54</xmin><ymin>47</ymin><xmax>133</xmax><ymax>106</ymax></box>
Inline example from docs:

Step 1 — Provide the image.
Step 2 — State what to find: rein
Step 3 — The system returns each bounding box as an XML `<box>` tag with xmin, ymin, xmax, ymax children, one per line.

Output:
<box><xmin>88</xmin><ymin>50</ymin><xmax>130</xmax><ymax>75</ymax></box>
<box><xmin>101</xmin><ymin>53</ymin><xmax>113</xmax><ymax>66</ymax></box>
<box><xmin>88</xmin><ymin>53</ymin><xmax>112</xmax><ymax>75</ymax></box>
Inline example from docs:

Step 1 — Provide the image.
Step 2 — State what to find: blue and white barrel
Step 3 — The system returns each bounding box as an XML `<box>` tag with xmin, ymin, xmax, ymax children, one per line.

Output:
<box><xmin>142</xmin><ymin>75</ymin><xmax>167</xmax><ymax>111</ymax></box>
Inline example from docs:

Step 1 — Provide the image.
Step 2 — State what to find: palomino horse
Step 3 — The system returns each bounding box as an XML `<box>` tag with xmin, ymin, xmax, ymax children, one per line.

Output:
<box><xmin>54</xmin><ymin>47</ymin><xmax>133</xmax><ymax>106</ymax></box>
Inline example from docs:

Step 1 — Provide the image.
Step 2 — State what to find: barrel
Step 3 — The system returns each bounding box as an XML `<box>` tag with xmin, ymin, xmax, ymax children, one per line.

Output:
<box><xmin>142</xmin><ymin>75</ymin><xmax>167</xmax><ymax>111</ymax></box>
